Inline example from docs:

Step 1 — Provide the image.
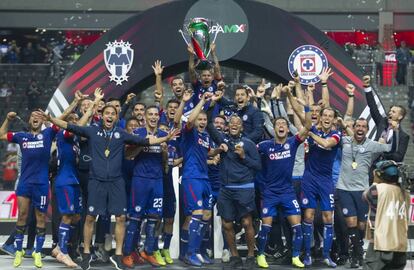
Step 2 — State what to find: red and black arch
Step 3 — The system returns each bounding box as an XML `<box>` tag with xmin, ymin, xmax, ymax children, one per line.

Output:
<box><xmin>47</xmin><ymin>0</ymin><xmax>384</xmax><ymax>136</ymax></box>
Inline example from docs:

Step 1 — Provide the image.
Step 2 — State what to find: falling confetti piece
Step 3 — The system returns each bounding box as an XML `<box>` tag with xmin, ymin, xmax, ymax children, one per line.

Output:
<box><xmin>69</xmin><ymin>16</ymin><xmax>74</xmax><ymax>20</ymax></box>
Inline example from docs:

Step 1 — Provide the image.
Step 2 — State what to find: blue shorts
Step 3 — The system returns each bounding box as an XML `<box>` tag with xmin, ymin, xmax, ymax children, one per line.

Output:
<box><xmin>16</xmin><ymin>182</ymin><xmax>49</xmax><ymax>213</ymax></box>
<box><xmin>55</xmin><ymin>185</ymin><xmax>82</xmax><ymax>215</ymax></box>
<box><xmin>301</xmin><ymin>179</ymin><xmax>334</xmax><ymax>211</ymax></box>
<box><xmin>87</xmin><ymin>178</ymin><xmax>127</xmax><ymax>216</ymax></box>
<box><xmin>261</xmin><ymin>191</ymin><xmax>301</xmax><ymax>218</ymax></box>
<box><xmin>162</xmin><ymin>174</ymin><xmax>176</xmax><ymax>219</ymax></box>
<box><xmin>182</xmin><ymin>178</ymin><xmax>213</xmax><ymax>214</ymax></box>
<box><xmin>130</xmin><ymin>178</ymin><xmax>163</xmax><ymax>218</ymax></box>
<box><xmin>336</xmin><ymin>189</ymin><xmax>368</xmax><ymax>221</ymax></box>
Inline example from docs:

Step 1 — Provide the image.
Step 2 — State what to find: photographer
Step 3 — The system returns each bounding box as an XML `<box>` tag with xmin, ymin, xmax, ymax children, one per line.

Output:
<box><xmin>363</xmin><ymin>160</ymin><xmax>409</xmax><ymax>270</ymax></box>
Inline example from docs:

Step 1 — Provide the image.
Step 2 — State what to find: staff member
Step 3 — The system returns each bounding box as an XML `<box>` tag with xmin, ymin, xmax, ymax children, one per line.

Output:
<box><xmin>363</xmin><ymin>160</ymin><xmax>409</xmax><ymax>270</ymax></box>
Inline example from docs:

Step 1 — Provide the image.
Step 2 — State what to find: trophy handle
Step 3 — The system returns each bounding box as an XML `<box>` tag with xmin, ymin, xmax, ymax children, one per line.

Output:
<box><xmin>178</xmin><ymin>29</ymin><xmax>191</xmax><ymax>47</ymax></box>
<box><xmin>205</xmin><ymin>23</ymin><xmax>220</xmax><ymax>58</ymax></box>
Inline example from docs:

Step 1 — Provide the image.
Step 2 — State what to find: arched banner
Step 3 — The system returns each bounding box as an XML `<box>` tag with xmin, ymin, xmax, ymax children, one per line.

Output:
<box><xmin>47</xmin><ymin>0</ymin><xmax>384</xmax><ymax>136</ymax></box>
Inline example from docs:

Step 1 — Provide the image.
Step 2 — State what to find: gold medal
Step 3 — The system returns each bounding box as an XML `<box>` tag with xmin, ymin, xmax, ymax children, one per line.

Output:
<box><xmin>352</xmin><ymin>161</ymin><xmax>358</xmax><ymax>170</ymax></box>
<box><xmin>105</xmin><ymin>149</ymin><xmax>110</xmax><ymax>158</ymax></box>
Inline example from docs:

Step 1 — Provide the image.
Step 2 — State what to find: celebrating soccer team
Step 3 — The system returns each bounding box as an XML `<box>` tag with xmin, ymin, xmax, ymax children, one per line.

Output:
<box><xmin>0</xmin><ymin>43</ymin><xmax>408</xmax><ymax>270</ymax></box>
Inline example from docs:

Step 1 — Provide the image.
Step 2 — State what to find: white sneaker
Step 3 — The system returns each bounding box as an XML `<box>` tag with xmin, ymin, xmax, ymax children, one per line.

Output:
<box><xmin>222</xmin><ymin>249</ymin><xmax>230</xmax><ymax>263</ymax></box>
<box><xmin>104</xmin><ymin>234</ymin><xmax>112</xmax><ymax>251</ymax></box>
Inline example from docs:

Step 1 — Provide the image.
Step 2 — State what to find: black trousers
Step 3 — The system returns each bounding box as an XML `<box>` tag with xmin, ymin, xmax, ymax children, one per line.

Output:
<box><xmin>364</xmin><ymin>242</ymin><xmax>406</xmax><ymax>270</ymax></box>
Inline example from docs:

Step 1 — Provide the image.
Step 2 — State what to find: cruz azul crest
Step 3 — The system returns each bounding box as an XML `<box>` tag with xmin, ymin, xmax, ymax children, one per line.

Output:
<box><xmin>288</xmin><ymin>45</ymin><xmax>328</xmax><ymax>85</ymax></box>
<box><xmin>104</xmin><ymin>40</ymin><xmax>134</xmax><ymax>86</ymax></box>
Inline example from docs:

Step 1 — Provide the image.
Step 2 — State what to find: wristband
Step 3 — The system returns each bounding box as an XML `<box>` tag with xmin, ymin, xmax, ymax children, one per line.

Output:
<box><xmin>321</xmin><ymin>82</ymin><xmax>328</xmax><ymax>86</ymax></box>
<box><xmin>348</xmin><ymin>94</ymin><xmax>354</xmax><ymax>97</ymax></box>
<box><xmin>304</xmin><ymin>106</ymin><xmax>310</xmax><ymax>113</ymax></box>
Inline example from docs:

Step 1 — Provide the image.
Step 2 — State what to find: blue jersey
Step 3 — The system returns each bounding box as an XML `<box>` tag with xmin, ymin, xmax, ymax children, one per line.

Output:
<box><xmin>192</xmin><ymin>80</ymin><xmax>218</xmax><ymax>105</ymax></box>
<box><xmin>8</xmin><ymin>126</ymin><xmax>58</xmax><ymax>185</ymax></box>
<box><xmin>257</xmin><ymin>135</ymin><xmax>303</xmax><ymax>194</ymax></box>
<box><xmin>167</xmin><ymin>138</ymin><xmax>180</xmax><ymax>168</ymax></box>
<box><xmin>56</xmin><ymin>130</ymin><xmax>80</xmax><ymax>187</ymax></box>
<box><xmin>132</xmin><ymin>128</ymin><xmax>167</xmax><ymax>180</ymax></box>
<box><xmin>159</xmin><ymin>111</ymin><xmax>175</xmax><ymax>129</ymax></box>
<box><xmin>304</xmin><ymin>126</ymin><xmax>341</xmax><ymax>182</ymax></box>
<box><xmin>181</xmin><ymin>125</ymin><xmax>210</xmax><ymax>180</ymax></box>
<box><xmin>191</xmin><ymin>80</ymin><xmax>220</xmax><ymax>117</ymax></box>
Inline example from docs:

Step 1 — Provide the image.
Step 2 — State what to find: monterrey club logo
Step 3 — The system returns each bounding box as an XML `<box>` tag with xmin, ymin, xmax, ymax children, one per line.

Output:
<box><xmin>104</xmin><ymin>40</ymin><xmax>134</xmax><ymax>86</ymax></box>
<box><xmin>288</xmin><ymin>45</ymin><xmax>328</xmax><ymax>85</ymax></box>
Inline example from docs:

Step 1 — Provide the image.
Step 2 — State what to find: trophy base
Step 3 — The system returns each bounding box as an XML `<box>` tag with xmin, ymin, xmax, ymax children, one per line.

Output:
<box><xmin>195</xmin><ymin>59</ymin><xmax>213</xmax><ymax>70</ymax></box>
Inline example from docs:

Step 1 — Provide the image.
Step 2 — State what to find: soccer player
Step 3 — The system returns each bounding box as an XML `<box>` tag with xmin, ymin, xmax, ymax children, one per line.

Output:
<box><xmin>188</xmin><ymin>43</ymin><xmax>222</xmax><ymax>105</ymax></box>
<box><xmin>159</xmin><ymin>122</ymin><xmax>182</xmax><ymax>265</ymax></box>
<box><xmin>214</xmin><ymin>86</ymin><xmax>264</xmax><ymax>143</ymax></box>
<box><xmin>255</xmin><ymin>93</ymin><xmax>312</xmax><ymax>269</ymax></box>
<box><xmin>45</xmin><ymin>105</ymin><xmax>178</xmax><ymax>270</ymax></box>
<box><xmin>0</xmin><ymin>111</ymin><xmax>58</xmax><ymax>268</ymax></box>
<box><xmin>301</xmin><ymin>106</ymin><xmax>342</xmax><ymax>268</ymax></box>
<box><xmin>206</xmin><ymin>106</ymin><xmax>261</xmax><ymax>270</ymax></box>
<box><xmin>122</xmin><ymin>105</ymin><xmax>169</xmax><ymax>267</ymax></box>
<box><xmin>336</xmin><ymin>118</ymin><xmax>392</xmax><ymax>267</ymax></box>
<box><xmin>122</xmin><ymin>118</ymin><xmax>145</xmax><ymax>266</ymax></box>
<box><xmin>174</xmin><ymin>92</ymin><xmax>223</xmax><ymax>266</ymax></box>
<box><xmin>52</xmin><ymin>89</ymin><xmax>104</xmax><ymax>267</ymax></box>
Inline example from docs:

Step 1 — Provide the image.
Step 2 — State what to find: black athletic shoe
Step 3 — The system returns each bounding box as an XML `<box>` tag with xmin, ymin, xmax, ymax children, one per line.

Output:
<box><xmin>335</xmin><ymin>255</ymin><xmax>348</xmax><ymax>266</ymax></box>
<box><xmin>223</xmin><ymin>256</ymin><xmax>243</xmax><ymax>270</ymax></box>
<box><xmin>350</xmin><ymin>257</ymin><xmax>359</xmax><ymax>268</ymax></box>
<box><xmin>110</xmin><ymin>255</ymin><xmax>126</xmax><ymax>270</ymax></box>
<box><xmin>244</xmin><ymin>256</ymin><xmax>255</xmax><ymax>270</ymax></box>
<box><xmin>80</xmin><ymin>253</ymin><xmax>92</xmax><ymax>270</ymax></box>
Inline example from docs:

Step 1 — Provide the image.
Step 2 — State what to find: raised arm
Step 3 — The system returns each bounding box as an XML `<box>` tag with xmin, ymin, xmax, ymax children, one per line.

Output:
<box><xmin>174</xmin><ymin>89</ymin><xmax>193</xmax><ymax>125</ymax></box>
<box><xmin>152</xmin><ymin>60</ymin><xmax>164</xmax><ymax>107</ymax></box>
<box><xmin>308</xmin><ymin>130</ymin><xmax>340</xmax><ymax>149</ymax></box>
<box><xmin>0</xmin><ymin>112</ymin><xmax>17</xmax><ymax>140</ymax></box>
<box><xmin>362</xmin><ymin>75</ymin><xmax>383</xmax><ymax>125</ymax></box>
<box><xmin>59</xmin><ymin>90</ymin><xmax>87</xmax><ymax>120</ymax></box>
<box><xmin>186</xmin><ymin>92</ymin><xmax>212</xmax><ymax>129</ymax></box>
<box><xmin>188</xmin><ymin>45</ymin><xmax>197</xmax><ymax>83</ymax></box>
<box><xmin>344</xmin><ymin>84</ymin><xmax>355</xmax><ymax>119</ymax></box>
<box><xmin>210</xmin><ymin>43</ymin><xmax>222</xmax><ymax>80</ymax></box>
<box><xmin>307</xmin><ymin>83</ymin><xmax>316</xmax><ymax>106</ymax></box>
<box><xmin>119</xmin><ymin>93</ymin><xmax>136</xmax><ymax>119</ymax></box>
<box><xmin>78</xmin><ymin>88</ymin><xmax>104</xmax><ymax>126</ymax></box>
<box><xmin>285</xmin><ymin>85</ymin><xmax>305</xmax><ymax>124</ymax></box>
<box><xmin>293</xmin><ymin>72</ymin><xmax>305</xmax><ymax>102</ymax></box>
<box><xmin>318</xmin><ymin>67</ymin><xmax>333</xmax><ymax>108</ymax></box>
<box><xmin>297</xmin><ymin>91</ymin><xmax>313</xmax><ymax>141</ymax></box>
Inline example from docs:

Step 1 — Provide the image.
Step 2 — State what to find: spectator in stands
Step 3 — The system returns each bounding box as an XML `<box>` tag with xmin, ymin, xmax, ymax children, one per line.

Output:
<box><xmin>5</xmin><ymin>40</ymin><xmax>20</xmax><ymax>63</ymax></box>
<box><xmin>396</xmin><ymin>41</ymin><xmax>412</xmax><ymax>85</ymax></box>
<box><xmin>373</xmin><ymin>44</ymin><xmax>385</xmax><ymax>85</ymax></box>
<box><xmin>355</xmin><ymin>44</ymin><xmax>372</xmax><ymax>65</ymax></box>
<box><xmin>0</xmin><ymin>82</ymin><xmax>12</xmax><ymax>108</ymax></box>
<box><xmin>26</xmin><ymin>79</ymin><xmax>41</xmax><ymax>111</ymax></box>
<box><xmin>21</xmin><ymin>42</ymin><xmax>37</xmax><ymax>63</ymax></box>
<box><xmin>2</xmin><ymin>151</ymin><xmax>18</xmax><ymax>190</ymax></box>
